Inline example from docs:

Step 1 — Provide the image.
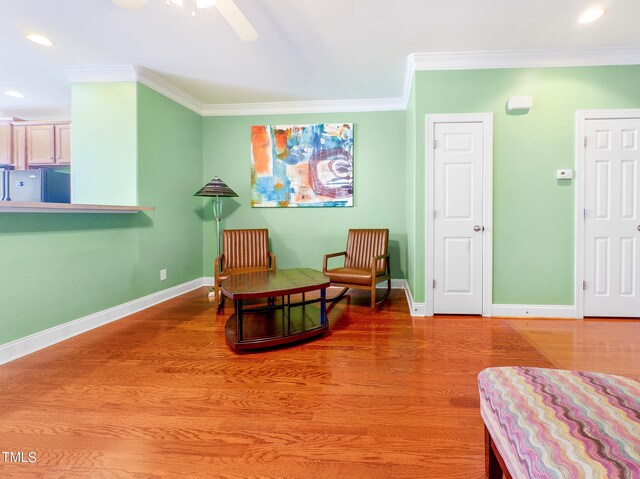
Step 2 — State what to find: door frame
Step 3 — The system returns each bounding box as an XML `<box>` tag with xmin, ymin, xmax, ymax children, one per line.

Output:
<box><xmin>424</xmin><ymin>113</ymin><xmax>493</xmax><ymax>317</ymax></box>
<box><xmin>575</xmin><ymin>109</ymin><xmax>640</xmax><ymax>319</ymax></box>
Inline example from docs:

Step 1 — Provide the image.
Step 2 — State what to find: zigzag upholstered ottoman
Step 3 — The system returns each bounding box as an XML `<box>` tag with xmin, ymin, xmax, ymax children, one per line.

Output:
<box><xmin>478</xmin><ymin>367</ymin><xmax>640</xmax><ymax>479</ymax></box>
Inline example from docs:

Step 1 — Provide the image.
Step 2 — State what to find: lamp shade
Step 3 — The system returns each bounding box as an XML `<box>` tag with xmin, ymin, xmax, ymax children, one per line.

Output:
<box><xmin>194</xmin><ymin>177</ymin><xmax>238</xmax><ymax>197</ymax></box>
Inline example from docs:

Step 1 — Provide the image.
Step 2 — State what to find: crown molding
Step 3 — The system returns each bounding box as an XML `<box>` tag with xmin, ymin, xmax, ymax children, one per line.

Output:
<box><xmin>410</xmin><ymin>46</ymin><xmax>640</xmax><ymax>71</ymax></box>
<box><xmin>401</xmin><ymin>54</ymin><xmax>417</xmax><ymax>109</ymax></box>
<box><xmin>64</xmin><ymin>65</ymin><xmax>205</xmax><ymax>115</ymax></box>
<box><xmin>64</xmin><ymin>47</ymin><xmax>640</xmax><ymax>118</ymax></box>
<box><xmin>201</xmin><ymin>97</ymin><xmax>405</xmax><ymax>116</ymax></box>
<box><xmin>402</xmin><ymin>47</ymin><xmax>640</xmax><ymax>106</ymax></box>
<box><xmin>135</xmin><ymin>67</ymin><xmax>205</xmax><ymax>115</ymax></box>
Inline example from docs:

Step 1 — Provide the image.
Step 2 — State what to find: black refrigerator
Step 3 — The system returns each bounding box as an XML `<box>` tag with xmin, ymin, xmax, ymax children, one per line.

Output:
<box><xmin>0</xmin><ymin>168</ymin><xmax>70</xmax><ymax>203</ymax></box>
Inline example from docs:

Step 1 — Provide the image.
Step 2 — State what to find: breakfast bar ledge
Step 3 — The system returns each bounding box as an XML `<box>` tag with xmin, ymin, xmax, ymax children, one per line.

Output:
<box><xmin>0</xmin><ymin>201</ymin><xmax>154</xmax><ymax>214</ymax></box>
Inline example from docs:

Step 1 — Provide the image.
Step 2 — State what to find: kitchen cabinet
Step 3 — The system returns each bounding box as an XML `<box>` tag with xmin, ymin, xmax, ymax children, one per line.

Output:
<box><xmin>12</xmin><ymin>125</ymin><xmax>27</xmax><ymax>170</ymax></box>
<box><xmin>1</xmin><ymin>120</ymin><xmax>71</xmax><ymax>170</ymax></box>
<box><xmin>0</xmin><ymin>122</ymin><xmax>10</xmax><ymax>164</ymax></box>
<box><xmin>25</xmin><ymin>121</ymin><xmax>71</xmax><ymax>166</ymax></box>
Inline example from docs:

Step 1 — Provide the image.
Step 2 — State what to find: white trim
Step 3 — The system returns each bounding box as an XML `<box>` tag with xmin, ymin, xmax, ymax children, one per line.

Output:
<box><xmin>402</xmin><ymin>280</ymin><xmax>427</xmax><ymax>317</ymax></box>
<box><xmin>410</xmin><ymin>47</ymin><xmax>640</xmax><ymax>73</ymax></box>
<box><xmin>64</xmin><ymin>48</ymin><xmax>640</xmax><ymax>117</ymax></box>
<box><xmin>136</xmin><ymin>67</ymin><xmax>205</xmax><ymax>115</ymax></box>
<box><xmin>575</xmin><ymin>109</ymin><xmax>640</xmax><ymax>319</ymax></box>
<box><xmin>425</xmin><ymin>113</ymin><xmax>494</xmax><ymax>317</ymax></box>
<box><xmin>64</xmin><ymin>65</ymin><xmax>205</xmax><ymax>115</ymax></box>
<box><xmin>201</xmin><ymin>98</ymin><xmax>405</xmax><ymax>116</ymax></box>
<box><xmin>492</xmin><ymin>304</ymin><xmax>577</xmax><ymax>319</ymax></box>
<box><xmin>402</xmin><ymin>55</ymin><xmax>417</xmax><ymax>109</ymax></box>
<box><xmin>0</xmin><ymin>278</ymin><xmax>205</xmax><ymax>366</ymax></box>
<box><xmin>403</xmin><ymin>47</ymin><xmax>640</xmax><ymax>110</ymax></box>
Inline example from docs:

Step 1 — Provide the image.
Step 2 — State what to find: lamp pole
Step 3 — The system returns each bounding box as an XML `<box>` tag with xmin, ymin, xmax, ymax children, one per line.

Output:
<box><xmin>194</xmin><ymin>176</ymin><xmax>239</xmax><ymax>258</ymax></box>
<box><xmin>213</xmin><ymin>194</ymin><xmax>223</xmax><ymax>256</ymax></box>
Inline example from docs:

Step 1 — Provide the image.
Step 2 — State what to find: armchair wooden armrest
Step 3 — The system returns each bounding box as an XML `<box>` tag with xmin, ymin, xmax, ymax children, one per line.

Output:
<box><xmin>371</xmin><ymin>252</ymin><xmax>390</xmax><ymax>276</ymax></box>
<box><xmin>214</xmin><ymin>254</ymin><xmax>224</xmax><ymax>275</ymax></box>
<box><xmin>323</xmin><ymin>251</ymin><xmax>347</xmax><ymax>272</ymax></box>
<box><xmin>324</xmin><ymin>229</ymin><xmax>390</xmax><ymax>308</ymax></box>
<box><xmin>269</xmin><ymin>252</ymin><xmax>277</xmax><ymax>271</ymax></box>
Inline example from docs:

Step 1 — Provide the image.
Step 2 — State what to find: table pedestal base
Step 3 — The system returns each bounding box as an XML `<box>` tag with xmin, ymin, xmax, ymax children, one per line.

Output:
<box><xmin>224</xmin><ymin>293</ymin><xmax>328</xmax><ymax>351</ymax></box>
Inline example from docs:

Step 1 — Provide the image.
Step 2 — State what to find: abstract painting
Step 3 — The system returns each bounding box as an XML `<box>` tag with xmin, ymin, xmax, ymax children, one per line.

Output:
<box><xmin>250</xmin><ymin>123</ymin><xmax>353</xmax><ymax>207</ymax></box>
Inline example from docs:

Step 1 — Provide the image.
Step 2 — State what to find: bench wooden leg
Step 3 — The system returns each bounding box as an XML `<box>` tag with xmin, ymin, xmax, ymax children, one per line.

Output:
<box><xmin>485</xmin><ymin>425</ymin><xmax>510</xmax><ymax>479</ymax></box>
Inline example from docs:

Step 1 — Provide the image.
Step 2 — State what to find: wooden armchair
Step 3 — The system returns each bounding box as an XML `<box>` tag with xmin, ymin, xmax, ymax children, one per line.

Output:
<box><xmin>323</xmin><ymin>229</ymin><xmax>391</xmax><ymax>308</ymax></box>
<box><xmin>213</xmin><ymin>229</ymin><xmax>276</xmax><ymax>308</ymax></box>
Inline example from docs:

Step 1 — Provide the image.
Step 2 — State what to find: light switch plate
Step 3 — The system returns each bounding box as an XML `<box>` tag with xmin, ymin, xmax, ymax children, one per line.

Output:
<box><xmin>557</xmin><ymin>169</ymin><xmax>573</xmax><ymax>180</ymax></box>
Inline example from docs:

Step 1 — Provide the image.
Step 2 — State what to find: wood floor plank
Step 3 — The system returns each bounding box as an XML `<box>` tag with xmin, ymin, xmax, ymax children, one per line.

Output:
<box><xmin>1</xmin><ymin>288</ymin><xmax>638</xmax><ymax>477</ymax></box>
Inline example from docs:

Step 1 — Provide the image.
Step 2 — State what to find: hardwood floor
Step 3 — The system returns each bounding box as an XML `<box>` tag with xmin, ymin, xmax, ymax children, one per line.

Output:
<box><xmin>0</xmin><ymin>288</ymin><xmax>638</xmax><ymax>478</ymax></box>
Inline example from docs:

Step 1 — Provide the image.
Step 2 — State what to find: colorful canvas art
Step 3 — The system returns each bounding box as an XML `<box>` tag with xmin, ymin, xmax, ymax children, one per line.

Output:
<box><xmin>251</xmin><ymin>123</ymin><xmax>353</xmax><ymax>207</ymax></box>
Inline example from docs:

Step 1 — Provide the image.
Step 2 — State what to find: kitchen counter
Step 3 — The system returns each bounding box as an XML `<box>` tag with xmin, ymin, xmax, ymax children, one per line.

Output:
<box><xmin>0</xmin><ymin>201</ymin><xmax>154</xmax><ymax>213</ymax></box>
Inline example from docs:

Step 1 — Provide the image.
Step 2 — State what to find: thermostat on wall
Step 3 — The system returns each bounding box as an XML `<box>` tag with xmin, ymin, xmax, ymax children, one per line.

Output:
<box><xmin>556</xmin><ymin>169</ymin><xmax>573</xmax><ymax>180</ymax></box>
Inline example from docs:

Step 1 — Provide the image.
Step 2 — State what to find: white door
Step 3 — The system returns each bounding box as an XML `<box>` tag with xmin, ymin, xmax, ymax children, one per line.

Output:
<box><xmin>433</xmin><ymin>122</ymin><xmax>484</xmax><ymax>314</ymax></box>
<box><xmin>584</xmin><ymin>119</ymin><xmax>640</xmax><ymax>317</ymax></box>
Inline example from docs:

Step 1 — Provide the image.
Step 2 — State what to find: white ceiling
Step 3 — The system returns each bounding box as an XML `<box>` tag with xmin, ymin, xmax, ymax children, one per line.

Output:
<box><xmin>2</xmin><ymin>0</ymin><xmax>640</xmax><ymax>118</ymax></box>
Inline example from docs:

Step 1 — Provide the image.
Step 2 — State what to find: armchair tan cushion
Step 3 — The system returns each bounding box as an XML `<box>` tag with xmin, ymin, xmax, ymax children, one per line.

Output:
<box><xmin>323</xmin><ymin>229</ymin><xmax>391</xmax><ymax>308</ymax></box>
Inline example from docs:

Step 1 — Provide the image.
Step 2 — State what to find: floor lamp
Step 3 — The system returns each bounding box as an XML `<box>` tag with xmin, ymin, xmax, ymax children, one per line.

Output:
<box><xmin>194</xmin><ymin>177</ymin><xmax>238</xmax><ymax>257</ymax></box>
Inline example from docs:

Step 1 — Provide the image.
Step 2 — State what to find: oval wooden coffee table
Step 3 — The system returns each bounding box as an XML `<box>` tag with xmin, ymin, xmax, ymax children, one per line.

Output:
<box><xmin>221</xmin><ymin>268</ymin><xmax>330</xmax><ymax>351</ymax></box>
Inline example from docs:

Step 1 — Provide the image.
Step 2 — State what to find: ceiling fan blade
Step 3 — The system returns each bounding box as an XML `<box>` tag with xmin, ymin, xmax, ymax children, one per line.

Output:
<box><xmin>214</xmin><ymin>0</ymin><xmax>259</xmax><ymax>42</ymax></box>
<box><xmin>112</xmin><ymin>0</ymin><xmax>149</xmax><ymax>9</ymax></box>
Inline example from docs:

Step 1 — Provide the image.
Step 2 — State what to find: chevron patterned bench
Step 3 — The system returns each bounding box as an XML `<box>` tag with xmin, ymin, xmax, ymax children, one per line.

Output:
<box><xmin>478</xmin><ymin>366</ymin><xmax>640</xmax><ymax>479</ymax></box>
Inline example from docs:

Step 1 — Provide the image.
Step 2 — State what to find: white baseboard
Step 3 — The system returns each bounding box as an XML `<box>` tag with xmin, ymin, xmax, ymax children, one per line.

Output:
<box><xmin>0</xmin><ymin>276</ymin><xmax>582</xmax><ymax>366</ymax></box>
<box><xmin>400</xmin><ymin>280</ymin><xmax>427</xmax><ymax>317</ymax></box>
<box><xmin>398</xmin><ymin>284</ymin><xmax>576</xmax><ymax>319</ymax></box>
<box><xmin>492</xmin><ymin>304</ymin><xmax>577</xmax><ymax>319</ymax></box>
<box><xmin>0</xmin><ymin>278</ymin><xmax>206</xmax><ymax>366</ymax></box>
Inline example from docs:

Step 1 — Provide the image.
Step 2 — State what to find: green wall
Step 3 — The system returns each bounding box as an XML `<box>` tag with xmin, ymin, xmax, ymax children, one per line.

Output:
<box><xmin>201</xmin><ymin>112</ymin><xmax>407</xmax><ymax>280</ymax></box>
<box><xmin>406</xmin><ymin>65</ymin><xmax>640</xmax><ymax>304</ymax></box>
<box><xmin>0</xmin><ymin>84</ymin><xmax>203</xmax><ymax>346</ymax></box>
<box><xmin>72</xmin><ymin>82</ymin><xmax>138</xmax><ymax>205</ymax></box>
<box><xmin>5</xmin><ymin>63</ymin><xmax>640</xmax><ymax>351</ymax></box>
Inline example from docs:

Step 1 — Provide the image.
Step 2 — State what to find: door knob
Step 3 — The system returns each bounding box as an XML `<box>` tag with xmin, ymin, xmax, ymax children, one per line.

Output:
<box><xmin>637</xmin><ymin>225</ymin><xmax>640</xmax><ymax>232</ymax></box>
<box><xmin>474</xmin><ymin>225</ymin><xmax>482</xmax><ymax>232</ymax></box>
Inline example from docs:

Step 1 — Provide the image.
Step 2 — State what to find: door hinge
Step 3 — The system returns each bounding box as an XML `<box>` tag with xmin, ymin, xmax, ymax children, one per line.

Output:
<box><xmin>433</xmin><ymin>139</ymin><xmax>437</xmax><ymax>149</ymax></box>
<box><xmin>583</xmin><ymin>208</ymin><xmax>587</xmax><ymax>220</ymax></box>
<box><xmin>432</xmin><ymin>279</ymin><xmax>436</xmax><ymax>289</ymax></box>
<box><xmin>433</xmin><ymin>210</ymin><xmax>436</xmax><ymax>219</ymax></box>
<box><xmin>582</xmin><ymin>281</ymin><xmax>586</xmax><ymax>290</ymax></box>
<box><xmin>584</xmin><ymin>136</ymin><xmax>587</xmax><ymax>149</ymax></box>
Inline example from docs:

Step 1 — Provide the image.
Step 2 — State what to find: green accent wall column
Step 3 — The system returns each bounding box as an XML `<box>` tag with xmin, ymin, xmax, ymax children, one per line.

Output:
<box><xmin>71</xmin><ymin>82</ymin><xmax>138</xmax><ymax>205</ymax></box>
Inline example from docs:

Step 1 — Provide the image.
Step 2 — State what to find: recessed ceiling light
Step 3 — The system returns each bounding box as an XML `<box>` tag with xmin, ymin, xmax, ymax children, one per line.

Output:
<box><xmin>5</xmin><ymin>90</ymin><xmax>25</xmax><ymax>98</ymax></box>
<box><xmin>579</xmin><ymin>7</ymin><xmax>606</xmax><ymax>24</ymax></box>
<box><xmin>25</xmin><ymin>33</ymin><xmax>54</xmax><ymax>47</ymax></box>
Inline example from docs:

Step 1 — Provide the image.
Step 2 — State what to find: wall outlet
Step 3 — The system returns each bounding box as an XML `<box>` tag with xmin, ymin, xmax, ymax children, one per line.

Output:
<box><xmin>556</xmin><ymin>168</ymin><xmax>573</xmax><ymax>180</ymax></box>
<box><xmin>160</xmin><ymin>269</ymin><xmax>167</xmax><ymax>281</ymax></box>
